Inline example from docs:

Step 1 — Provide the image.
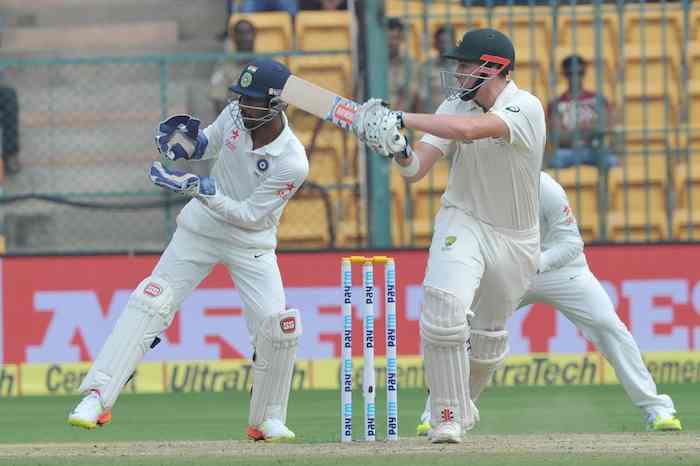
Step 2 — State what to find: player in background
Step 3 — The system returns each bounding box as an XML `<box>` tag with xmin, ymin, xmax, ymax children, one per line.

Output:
<box><xmin>416</xmin><ymin>171</ymin><xmax>683</xmax><ymax>434</ymax></box>
<box><xmin>67</xmin><ymin>58</ymin><xmax>308</xmax><ymax>442</ymax></box>
<box><xmin>353</xmin><ymin>28</ymin><xmax>545</xmax><ymax>443</ymax></box>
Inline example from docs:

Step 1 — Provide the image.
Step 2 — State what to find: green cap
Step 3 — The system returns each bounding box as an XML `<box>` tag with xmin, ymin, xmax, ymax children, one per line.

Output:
<box><xmin>443</xmin><ymin>28</ymin><xmax>515</xmax><ymax>72</ymax></box>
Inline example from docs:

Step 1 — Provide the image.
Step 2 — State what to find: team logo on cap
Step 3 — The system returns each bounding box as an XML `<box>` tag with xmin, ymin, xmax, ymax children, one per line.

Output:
<box><xmin>240</xmin><ymin>72</ymin><xmax>253</xmax><ymax>88</ymax></box>
<box><xmin>256</xmin><ymin>159</ymin><xmax>269</xmax><ymax>172</ymax></box>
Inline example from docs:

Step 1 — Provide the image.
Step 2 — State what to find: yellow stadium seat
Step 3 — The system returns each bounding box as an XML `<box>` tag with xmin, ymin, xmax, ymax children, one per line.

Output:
<box><xmin>295</xmin><ymin>11</ymin><xmax>351</xmax><ymax>51</ymax></box>
<box><xmin>689</xmin><ymin>80</ymin><xmax>700</xmax><ymax>126</ymax></box>
<box><xmin>334</xmin><ymin>185</ymin><xmax>405</xmax><ymax>248</ymax></box>
<box><xmin>493</xmin><ymin>6</ymin><xmax>552</xmax><ymax>55</ymax></box>
<box><xmin>277</xmin><ymin>189</ymin><xmax>332</xmax><ymax>249</ymax></box>
<box><xmin>622</xmin><ymin>45</ymin><xmax>680</xmax><ymax>93</ymax></box>
<box><xmin>306</xmin><ymin>139</ymin><xmax>343</xmax><ymax>187</ymax></box>
<box><xmin>621</xmin><ymin>127</ymin><xmax>673</xmax><ymax>156</ymax></box>
<box><xmin>545</xmin><ymin>166</ymin><xmax>599</xmax><ymax>240</ymax></box>
<box><xmin>229</xmin><ymin>12</ymin><xmax>292</xmax><ymax>53</ymax></box>
<box><xmin>673</xmin><ymin>208</ymin><xmax>700</xmax><ymax>241</ymax></box>
<box><xmin>674</xmin><ymin>161</ymin><xmax>700</xmax><ymax>210</ymax></box>
<box><xmin>608</xmin><ymin>156</ymin><xmax>668</xmax><ymax>214</ymax></box>
<box><xmin>427</xmin><ymin>6</ymin><xmax>485</xmax><ymax>46</ymax></box>
<box><xmin>607</xmin><ymin>210</ymin><xmax>669</xmax><ymax>241</ymax></box>
<box><xmin>510</xmin><ymin>52</ymin><xmax>549</xmax><ymax>103</ymax></box>
<box><xmin>625</xmin><ymin>8</ymin><xmax>683</xmax><ymax>57</ymax></box>
<box><xmin>621</xmin><ymin>81</ymin><xmax>679</xmax><ymax>130</ymax></box>
<box><xmin>557</xmin><ymin>10</ymin><xmax>620</xmax><ymax>59</ymax></box>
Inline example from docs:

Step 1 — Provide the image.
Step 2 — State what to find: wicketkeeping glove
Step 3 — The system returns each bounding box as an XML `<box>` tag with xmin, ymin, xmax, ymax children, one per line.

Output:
<box><xmin>149</xmin><ymin>161</ymin><xmax>216</xmax><ymax>198</ymax></box>
<box><xmin>155</xmin><ymin>114</ymin><xmax>209</xmax><ymax>161</ymax></box>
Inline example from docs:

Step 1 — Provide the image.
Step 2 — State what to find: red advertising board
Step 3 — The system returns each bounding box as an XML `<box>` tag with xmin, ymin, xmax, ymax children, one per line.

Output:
<box><xmin>2</xmin><ymin>245</ymin><xmax>700</xmax><ymax>364</ymax></box>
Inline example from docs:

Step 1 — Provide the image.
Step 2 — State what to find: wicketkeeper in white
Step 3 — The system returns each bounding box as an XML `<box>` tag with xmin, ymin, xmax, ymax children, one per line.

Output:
<box><xmin>68</xmin><ymin>58</ymin><xmax>308</xmax><ymax>442</ymax></box>
<box><xmin>417</xmin><ymin>172</ymin><xmax>683</xmax><ymax>433</ymax></box>
<box><xmin>353</xmin><ymin>28</ymin><xmax>545</xmax><ymax>443</ymax></box>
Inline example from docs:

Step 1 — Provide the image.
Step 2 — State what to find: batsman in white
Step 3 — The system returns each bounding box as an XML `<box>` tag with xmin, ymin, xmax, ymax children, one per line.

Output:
<box><xmin>416</xmin><ymin>171</ymin><xmax>683</xmax><ymax>433</ymax></box>
<box><xmin>353</xmin><ymin>28</ymin><xmax>545</xmax><ymax>443</ymax></box>
<box><xmin>67</xmin><ymin>58</ymin><xmax>308</xmax><ymax>442</ymax></box>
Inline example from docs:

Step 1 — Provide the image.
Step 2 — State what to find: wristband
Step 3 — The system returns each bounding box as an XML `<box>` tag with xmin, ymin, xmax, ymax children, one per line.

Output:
<box><xmin>395</xmin><ymin>150</ymin><xmax>420</xmax><ymax>178</ymax></box>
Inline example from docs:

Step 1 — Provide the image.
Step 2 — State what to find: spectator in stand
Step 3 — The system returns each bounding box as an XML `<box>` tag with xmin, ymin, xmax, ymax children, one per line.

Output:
<box><xmin>209</xmin><ymin>19</ymin><xmax>257</xmax><ymax>115</ymax></box>
<box><xmin>418</xmin><ymin>25</ymin><xmax>455</xmax><ymax>113</ymax></box>
<box><xmin>546</xmin><ymin>54</ymin><xmax>618</xmax><ymax>170</ymax></box>
<box><xmin>235</xmin><ymin>0</ymin><xmax>299</xmax><ymax>16</ymax></box>
<box><xmin>387</xmin><ymin>17</ymin><xmax>418</xmax><ymax>112</ymax></box>
<box><xmin>0</xmin><ymin>13</ymin><xmax>19</xmax><ymax>176</ymax></box>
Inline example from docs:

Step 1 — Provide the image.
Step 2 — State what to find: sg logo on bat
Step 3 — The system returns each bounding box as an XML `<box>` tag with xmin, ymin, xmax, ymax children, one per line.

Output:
<box><xmin>329</xmin><ymin>97</ymin><xmax>359</xmax><ymax>130</ymax></box>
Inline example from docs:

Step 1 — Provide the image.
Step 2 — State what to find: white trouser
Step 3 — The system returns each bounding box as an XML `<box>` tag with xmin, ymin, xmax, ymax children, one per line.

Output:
<box><xmin>521</xmin><ymin>264</ymin><xmax>676</xmax><ymax>417</ymax></box>
<box><xmin>424</xmin><ymin>207</ymin><xmax>540</xmax><ymax>331</ymax></box>
<box><xmin>80</xmin><ymin>224</ymin><xmax>286</xmax><ymax>407</ymax></box>
<box><xmin>151</xmin><ymin>225</ymin><xmax>286</xmax><ymax>337</ymax></box>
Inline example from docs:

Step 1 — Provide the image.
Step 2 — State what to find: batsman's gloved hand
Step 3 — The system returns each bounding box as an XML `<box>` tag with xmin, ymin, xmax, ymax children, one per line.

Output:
<box><xmin>155</xmin><ymin>114</ymin><xmax>208</xmax><ymax>161</ymax></box>
<box><xmin>149</xmin><ymin>161</ymin><xmax>217</xmax><ymax>198</ymax></box>
<box><xmin>354</xmin><ymin>98</ymin><xmax>406</xmax><ymax>158</ymax></box>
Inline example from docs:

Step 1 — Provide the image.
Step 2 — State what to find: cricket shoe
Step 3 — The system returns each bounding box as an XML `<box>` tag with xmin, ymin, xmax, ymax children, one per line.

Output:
<box><xmin>428</xmin><ymin>421</ymin><xmax>462</xmax><ymax>444</ymax></box>
<box><xmin>247</xmin><ymin>419</ymin><xmax>296</xmax><ymax>442</ymax></box>
<box><xmin>646</xmin><ymin>413</ymin><xmax>683</xmax><ymax>432</ymax></box>
<box><xmin>67</xmin><ymin>390</ymin><xmax>110</xmax><ymax>429</ymax></box>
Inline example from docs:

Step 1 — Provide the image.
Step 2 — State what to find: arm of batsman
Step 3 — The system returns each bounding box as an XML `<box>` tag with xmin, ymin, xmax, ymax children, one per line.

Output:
<box><xmin>155</xmin><ymin>114</ymin><xmax>209</xmax><ymax>161</ymax></box>
<box><xmin>353</xmin><ymin>98</ymin><xmax>406</xmax><ymax>157</ymax></box>
<box><xmin>149</xmin><ymin>161</ymin><xmax>217</xmax><ymax>198</ymax></box>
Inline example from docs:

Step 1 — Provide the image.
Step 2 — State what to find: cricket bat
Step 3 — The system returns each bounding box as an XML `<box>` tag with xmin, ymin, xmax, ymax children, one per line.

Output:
<box><xmin>280</xmin><ymin>75</ymin><xmax>361</xmax><ymax>133</ymax></box>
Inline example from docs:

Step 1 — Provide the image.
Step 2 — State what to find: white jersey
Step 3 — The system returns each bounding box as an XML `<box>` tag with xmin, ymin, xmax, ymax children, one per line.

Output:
<box><xmin>538</xmin><ymin>171</ymin><xmax>587</xmax><ymax>272</ymax></box>
<box><xmin>177</xmin><ymin>103</ymin><xmax>308</xmax><ymax>249</ymax></box>
<box><xmin>421</xmin><ymin>81</ymin><xmax>546</xmax><ymax>231</ymax></box>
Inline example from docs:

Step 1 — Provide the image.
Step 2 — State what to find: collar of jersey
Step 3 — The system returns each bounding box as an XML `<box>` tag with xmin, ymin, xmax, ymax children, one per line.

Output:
<box><xmin>250</xmin><ymin>112</ymin><xmax>291</xmax><ymax>157</ymax></box>
<box><xmin>490</xmin><ymin>80</ymin><xmax>519</xmax><ymax>111</ymax></box>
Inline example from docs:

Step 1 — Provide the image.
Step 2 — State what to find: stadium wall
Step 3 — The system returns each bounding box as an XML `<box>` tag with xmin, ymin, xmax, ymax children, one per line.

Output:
<box><xmin>2</xmin><ymin>245</ymin><xmax>699</xmax><ymax>396</ymax></box>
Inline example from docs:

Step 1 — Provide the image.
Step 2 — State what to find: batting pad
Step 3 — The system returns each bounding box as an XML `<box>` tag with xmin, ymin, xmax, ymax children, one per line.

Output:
<box><xmin>249</xmin><ymin>308</ymin><xmax>302</xmax><ymax>427</ymax></box>
<box><xmin>469</xmin><ymin>329</ymin><xmax>508</xmax><ymax>401</ymax></box>
<box><xmin>79</xmin><ymin>277</ymin><xmax>175</xmax><ymax>408</ymax></box>
<box><xmin>420</xmin><ymin>286</ymin><xmax>477</xmax><ymax>431</ymax></box>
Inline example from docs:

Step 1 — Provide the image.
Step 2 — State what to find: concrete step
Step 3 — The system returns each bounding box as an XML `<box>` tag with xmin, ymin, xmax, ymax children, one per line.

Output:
<box><xmin>2</xmin><ymin>22</ymin><xmax>179</xmax><ymax>53</ymax></box>
<box><xmin>4</xmin><ymin>0</ymin><xmax>228</xmax><ymax>43</ymax></box>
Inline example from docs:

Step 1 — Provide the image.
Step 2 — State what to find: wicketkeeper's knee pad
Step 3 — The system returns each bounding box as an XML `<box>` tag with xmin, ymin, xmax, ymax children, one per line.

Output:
<box><xmin>469</xmin><ymin>329</ymin><xmax>508</xmax><ymax>401</ymax></box>
<box><xmin>420</xmin><ymin>286</ymin><xmax>476</xmax><ymax>430</ymax></box>
<box><xmin>80</xmin><ymin>276</ymin><xmax>176</xmax><ymax>407</ymax></box>
<box><xmin>249</xmin><ymin>308</ymin><xmax>302</xmax><ymax>426</ymax></box>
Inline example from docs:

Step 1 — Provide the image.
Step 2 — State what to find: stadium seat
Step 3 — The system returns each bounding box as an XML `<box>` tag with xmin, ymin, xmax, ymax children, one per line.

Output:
<box><xmin>229</xmin><ymin>12</ymin><xmax>293</xmax><ymax>53</ymax></box>
<box><xmin>306</xmin><ymin>139</ymin><xmax>343</xmax><ymax>187</ymax></box>
<box><xmin>335</xmin><ymin>185</ymin><xmax>405</xmax><ymax>247</ymax></box>
<box><xmin>689</xmin><ymin>80</ymin><xmax>700</xmax><ymax>127</ymax></box>
<box><xmin>295</xmin><ymin>11</ymin><xmax>351</xmax><ymax>51</ymax></box>
<box><xmin>622</xmin><ymin>44</ymin><xmax>680</xmax><ymax>93</ymax></box>
<box><xmin>621</xmin><ymin>81</ymin><xmax>679</xmax><ymax>130</ymax></box>
<box><xmin>277</xmin><ymin>189</ymin><xmax>332</xmax><ymax>249</ymax></box>
<box><xmin>545</xmin><ymin>166</ymin><xmax>599</xmax><ymax>241</ymax></box>
<box><xmin>556</xmin><ymin>9</ymin><xmax>619</xmax><ymax>59</ymax></box>
<box><xmin>427</xmin><ymin>4</ymin><xmax>485</xmax><ymax>46</ymax></box>
<box><xmin>386</xmin><ymin>0</ymin><xmax>425</xmax><ymax>59</ymax></box>
<box><xmin>621</xmin><ymin>127</ymin><xmax>673</xmax><ymax>156</ymax></box>
<box><xmin>607</xmin><ymin>210</ymin><xmax>669</xmax><ymax>241</ymax></box>
<box><xmin>674</xmin><ymin>160</ymin><xmax>700</xmax><ymax>210</ymax></box>
<box><xmin>608</xmin><ymin>156</ymin><xmax>668</xmax><ymax>216</ymax></box>
<box><xmin>493</xmin><ymin>6</ymin><xmax>551</xmax><ymax>56</ymax></box>
<box><xmin>510</xmin><ymin>51</ymin><xmax>549</xmax><ymax>104</ymax></box>
<box><xmin>624</xmin><ymin>7</ymin><xmax>683</xmax><ymax>58</ymax></box>
<box><xmin>672</xmin><ymin>208</ymin><xmax>700</xmax><ymax>240</ymax></box>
